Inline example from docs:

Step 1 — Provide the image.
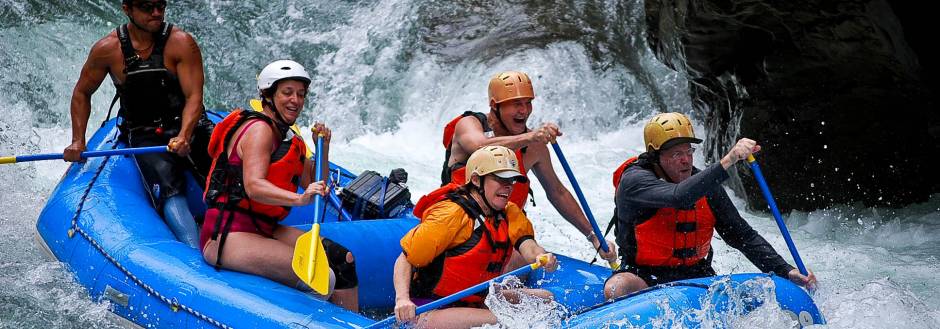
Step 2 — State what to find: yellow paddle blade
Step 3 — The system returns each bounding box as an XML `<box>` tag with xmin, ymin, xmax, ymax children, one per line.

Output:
<box><xmin>609</xmin><ymin>260</ymin><xmax>622</xmax><ymax>271</ymax></box>
<box><xmin>250</xmin><ymin>98</ymin><xmax>312</xmax><ymax>158</ymax></box>
<box><xmin>292</xmin><ymin>223</ymin><xmax>331</xmax><ymax>295</ymax></box>
<box><xmin>249</xmin><ymin>98</ymin><xmax>263</xmax><ymax>112</ymax></box>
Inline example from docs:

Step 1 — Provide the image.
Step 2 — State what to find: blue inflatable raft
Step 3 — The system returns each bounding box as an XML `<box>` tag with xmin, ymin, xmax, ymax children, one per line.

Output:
<box><xmin>34</xmin><ymin>111</ymin><xmax>824</xmax><ymax>328</ymax></box>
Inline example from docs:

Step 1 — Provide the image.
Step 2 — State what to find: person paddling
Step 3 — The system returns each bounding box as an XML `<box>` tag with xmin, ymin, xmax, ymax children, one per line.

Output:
<box><xmin>394</xmin><ymin>146</ymin><xmax>558</xmax><ymax>328</ymax></box>
<box><xmin>604</xmin><ymin>112</ymin><xmax>817</xmax><ymax>299</ymax></box>
<box><xmin>200</xmin><ymin>60</ymin><xmax>358</xmax><ymax>311</ymax></box>
<box><xmin>63</xmin><ymin>0</ymin><xmax>214</xmax><ymax>248</ymax></box>
<box><xmin>432</xmin><ymin>71</ymin><xmax>617</xmax><ymax>268</ymax></box>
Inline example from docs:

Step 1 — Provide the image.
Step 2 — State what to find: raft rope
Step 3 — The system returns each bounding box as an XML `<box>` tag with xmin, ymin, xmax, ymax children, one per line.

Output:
<box><xmin>67</xmin><ymin>132</ymin><xmax>231</xmax><ymax>329</ymax></box>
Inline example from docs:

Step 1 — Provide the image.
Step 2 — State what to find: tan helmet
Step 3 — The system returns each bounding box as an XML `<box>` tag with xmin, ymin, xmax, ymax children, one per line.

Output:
<box><xmin>465</xmin><ymin>146</ymin><xmax>529</xmax><ymax>185</ymax></box>
<box><xmin>643</xmin><ymin>112</ymin><xmax>703</xmax><ymax>151</ymax></box>
<box><xmin>488</xmin><ymin>71</ymin><xmax>535</xmax><ymax>107</ymax></box>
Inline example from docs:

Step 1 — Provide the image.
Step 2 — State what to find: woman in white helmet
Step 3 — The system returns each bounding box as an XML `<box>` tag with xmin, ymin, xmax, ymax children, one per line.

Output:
<box><xmin>200</xmin><ymin>60</ymin><xmax>358</xmax><ymax>310</ymax></box>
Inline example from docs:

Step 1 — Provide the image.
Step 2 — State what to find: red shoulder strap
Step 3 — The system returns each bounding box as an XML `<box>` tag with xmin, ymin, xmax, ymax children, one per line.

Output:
<box><xmin>207</xmin><ymin>109</ymin><xmax>247</xmax><ymax>158</ymax></box>
<box><xmin>442</xmin><ymin>112</ymin><xmax>489</xmax><ymax>149</ymax></box>
<box><xmin>442</xmin><ymin>116</ymin><xmax>462</xmax><ymax>149</ymax></box>
<box><xmin>612</xmin><ymin>156</ymin><xmax>639</xmax><ymax>190</ymax></box>
<box><xmin>413</xmin><ymin>183</ymin><xmax>461</xmax><ymax>218</ymax></box>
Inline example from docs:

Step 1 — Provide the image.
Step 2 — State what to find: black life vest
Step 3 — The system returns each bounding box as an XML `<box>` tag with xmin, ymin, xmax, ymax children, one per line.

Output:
<box><xmin>115</xmin><ymin>23</ymin><xmax>185</xmax><ymax>129</ymax></box>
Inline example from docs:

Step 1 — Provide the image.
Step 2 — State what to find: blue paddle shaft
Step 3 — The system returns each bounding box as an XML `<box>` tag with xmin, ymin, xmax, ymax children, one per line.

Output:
<box><xmin>15</xmin><ymin>146</ymin><xmax>167</xmax><ymax>162</ymax></box>
<box><xmin>747</xmin><ymin>159</ymin><xmax>808</xmax><ymax>276</ymax></box>
<box><xmin>550</xmin><ymin>143</ymin><xmax>610</xmax><ymax>253</ymax></box>
<box><xmin>328</xmin><ymin>192</ymin><xmax>353</xmax><ymax>221</ymax></box>
<box><xmin>367</xmin><ymin>264</ymin><xmax>537</xmax><ymax>329</ymax></box>
<box><xmin>313</xmin><ymin>136</ymin><xmax>324</xmax><ymax>225</ymax></box>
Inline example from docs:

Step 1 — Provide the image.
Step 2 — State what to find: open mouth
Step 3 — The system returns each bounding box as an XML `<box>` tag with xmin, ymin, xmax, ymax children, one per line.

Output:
<box><xmin>512</xmin><ymin>118</ymin><xmax>526</xmax><ymax>124</ymax></box>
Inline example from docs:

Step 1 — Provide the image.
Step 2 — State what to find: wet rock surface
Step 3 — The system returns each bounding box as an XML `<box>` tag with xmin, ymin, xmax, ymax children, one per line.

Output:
<box><xmin>645</xmin><ymin>0</ymin><xmax>939</xmax><ymax>211</ymax></box>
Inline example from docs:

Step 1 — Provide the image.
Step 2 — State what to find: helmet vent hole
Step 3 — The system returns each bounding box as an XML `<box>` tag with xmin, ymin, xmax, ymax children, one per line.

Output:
<box><xmin>280</xmin><ymin>66</ymin><xmax>291</xmax><ymax>70</ymax></box>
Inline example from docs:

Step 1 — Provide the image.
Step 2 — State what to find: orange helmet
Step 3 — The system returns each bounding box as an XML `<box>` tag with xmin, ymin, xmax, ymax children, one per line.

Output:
<box><xmin>488</xmin><ymin>71</ymin><xmax>535</xmax><ymax>107</ymax></box>
<box><xmin>643</xmin><ymin>112</ymin><xmax>702</xmax><ymax>151</ymax></box>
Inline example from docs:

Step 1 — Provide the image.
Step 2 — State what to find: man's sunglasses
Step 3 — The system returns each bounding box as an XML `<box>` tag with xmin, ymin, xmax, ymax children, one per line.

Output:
<box><xmin>490</xmin><ymin>175</ymin><xmax>521</xmax><ymax>186</ymax></box>
<box><xmin>133</xmin><ymin>1</ymin><xmax>167</xmax><ymax>12</ymax></box>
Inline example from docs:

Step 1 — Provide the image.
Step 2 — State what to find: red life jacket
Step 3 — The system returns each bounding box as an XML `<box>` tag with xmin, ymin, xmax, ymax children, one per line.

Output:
<box><xmin>203</xmin><ymin>109</ymin><xmax>306</xmax><ymax>221</ymax></box>
<box><xmin>612</xmin><ymin>155</ymin><xmax>716</xmax><ymax>267</ymax></box>
<box><xmin>612</xmin><ymin>156</ymin><xmax>638</xmax><ymax>190</ymax></box>
<box><xmin>411</xmin><ymin>189</ymin><xmax>512</xmax><ymax>304</ymax></box>
<box><xmin>440</xmin><ymin>111</ymin><xmax>531</xmax><ymax>208</ymax></box>
<box><xmin>412</xmin><ymin>182</ymin><xmax>462</xmax><ymax>218</ymax></box>
<box><xmin>634</xmin><ymin>197</ymin><xmax>716</xmax><ymax>267</ymax></box>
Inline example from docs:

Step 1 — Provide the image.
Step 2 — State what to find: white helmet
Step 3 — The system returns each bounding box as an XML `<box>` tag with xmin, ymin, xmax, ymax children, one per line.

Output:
<box><xmin>257</xmin><ymin>60</ymin><xmax>311</xmax><ymax>93</ymax></box>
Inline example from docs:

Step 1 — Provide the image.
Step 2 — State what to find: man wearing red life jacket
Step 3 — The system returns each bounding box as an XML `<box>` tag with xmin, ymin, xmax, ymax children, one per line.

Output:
<box><xmin>437</xmin><ymin>71</ymin><xmax>617</xmax><ymax>264</ymax></box>
<box><xmin>394</xmin><ymin>146</ymin><xmax>558</xmax><ymax>328</ymax></box>
<box><xmin>603</xmin><ymin>112</ymin><xmax>818</xmax><ymax>299</ymax></box>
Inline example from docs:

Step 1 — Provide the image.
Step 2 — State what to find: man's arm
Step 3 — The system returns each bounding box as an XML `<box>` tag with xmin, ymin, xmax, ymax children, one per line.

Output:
<box><xmin>709</xmin><ymin>188</ymin><xmax>795</xmax><ymax>277</ymax></box>
<box><xmin>516</xmin><ymin>239</ymin><xmax>557</xmax><ymax>272</ymax></box>
<box><xmin>393</xmin><ymin>253</ymin><xmax>418</xmax><ymax>323</ymax></box>
<box><xmin>64</xmin><ymin>38</ymin><xmax>113</xmax><ymax>162</ymax></box>
<box><xmin>452</xmin><ymin>116</ymin><xmax>535</xmax><ymax>155</ymax></box>
<box><xmin>168</xmin><ymin>29</ymin><xmax>204</xmax><ymax>156</ymax></box>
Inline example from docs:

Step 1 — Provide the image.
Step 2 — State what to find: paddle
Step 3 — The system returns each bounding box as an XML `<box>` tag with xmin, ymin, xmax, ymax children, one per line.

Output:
<box><xmin>0</xmin><ymin>145</ymin><xmax>168</xmax><ymax>164</ymax></box>
<box><xmin>291</xmin><ymin>134</ymin><xmax>331</xmax><ymax>295</ymax></box>
<box><xmin>366</xmin><ymin>258</ymin><xmax>548</xmax><ymax>329</ymax></box>
<box><xmin>550</xmin><ymin>142</ymin><xmax>621</xmax><ymax>270</ymax></box>
<box><xmin>746</xmin><ymin>155</ymin><xmax>808</xmax><ymax>276</ymax></box>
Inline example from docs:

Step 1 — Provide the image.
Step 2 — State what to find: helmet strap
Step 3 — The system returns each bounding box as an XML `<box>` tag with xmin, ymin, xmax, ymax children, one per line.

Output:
<box><xmin>261</xmin><ymin>91</ymin><xmax>293</xmax><ymax>139</ymax></box>
<box><xmin>492</xmin><ymin>105</ymin><xmax>522</xmax><ymax>136</ymax></box>
<box><xmin>473</xmin><ymin>176</ymin><xmax>498</xmax><ymax>217</ymax></box>
<box><xmin>651</xmin><ymin>161</ymin><xmax>676</xmax><ymax>183</ymax></box>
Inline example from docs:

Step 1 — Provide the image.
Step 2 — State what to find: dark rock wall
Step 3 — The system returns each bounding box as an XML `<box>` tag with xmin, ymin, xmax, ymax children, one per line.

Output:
<box><xmin>645</xmin><ymin>0</ymin><xmax>939</xmax><ymax>212</ymax></box>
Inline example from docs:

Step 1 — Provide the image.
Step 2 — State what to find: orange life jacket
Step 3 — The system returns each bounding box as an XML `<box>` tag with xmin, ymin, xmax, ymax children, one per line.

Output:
<box><xmin>203</xmin><ymin>109</ymin><xmax>306</xmax><ymax>221</ymax></box>
<box><xmin>612</xmin><ymin>156</ymin><xmax>716</xmax><ymax>267</ymax></box>
<box><xmin>410</xmin><ymin>188</ymin><xmax>512</xmax><ymax>304</ymax></box>
<box><xmin>440</xmin><ymin>111</ymin><xmax>531</xmax><ymax>207</ymax></box>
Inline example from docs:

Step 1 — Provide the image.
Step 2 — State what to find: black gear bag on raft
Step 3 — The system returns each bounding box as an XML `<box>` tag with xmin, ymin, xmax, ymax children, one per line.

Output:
<box><xmin>339</xmin><ymin>169</ymin><xmax>413</xmax><ymax>219</ymax></box>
